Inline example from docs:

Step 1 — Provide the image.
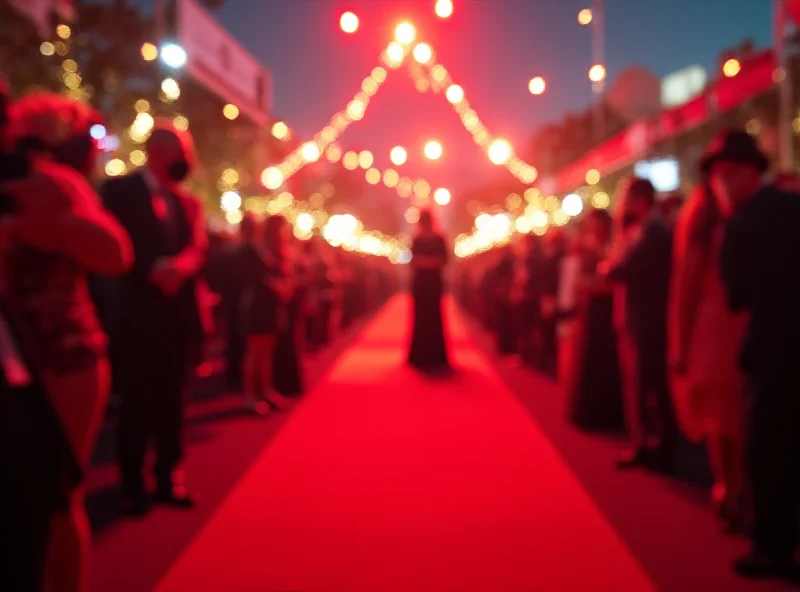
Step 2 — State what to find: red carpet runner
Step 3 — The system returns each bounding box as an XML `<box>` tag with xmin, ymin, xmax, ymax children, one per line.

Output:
<box><xmin>157</xmin><ymin>295</ymin><xmax>655</xmax><ymax>592</ymax></box>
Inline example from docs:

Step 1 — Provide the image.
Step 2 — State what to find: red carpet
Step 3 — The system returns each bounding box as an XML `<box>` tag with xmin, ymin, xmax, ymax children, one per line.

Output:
<box><xmin>157</xmin><ymin>295</ymin><xmax>655</xmax><ymax>592</ymax></box>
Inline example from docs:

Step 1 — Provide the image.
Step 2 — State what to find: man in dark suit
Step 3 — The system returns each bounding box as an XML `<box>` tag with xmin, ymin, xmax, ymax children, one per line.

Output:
<box><xmin>101</xmin><ymin>124</ymin><xmax>209</xmax><ymax>515</ymax></box>
<box><xmin>606</xmin><ymin>177</ymin><xmax>676</xmax><ymax>471</ymax></box>
<box><xmin>710</xmin><ymin>130</ymin><xmax>800</xmax><ymax>580</ymax></box>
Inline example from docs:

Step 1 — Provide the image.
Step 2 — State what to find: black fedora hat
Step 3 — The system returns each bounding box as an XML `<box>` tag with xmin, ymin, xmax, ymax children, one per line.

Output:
<box><xmin>700</xmin><ymin>129</ymin><xmax>770</xmax><ymax>174</ymax></box>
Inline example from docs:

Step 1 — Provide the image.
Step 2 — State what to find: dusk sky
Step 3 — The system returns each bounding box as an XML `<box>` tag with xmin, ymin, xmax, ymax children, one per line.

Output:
<box><xmin>131</xmin><ymin>0</ymin><xmax>771</xmax><ymax>207</ymax></box>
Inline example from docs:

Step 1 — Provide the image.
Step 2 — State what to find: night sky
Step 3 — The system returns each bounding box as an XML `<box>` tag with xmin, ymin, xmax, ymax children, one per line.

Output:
<box><xmin>131</xmin><ymin>0</ymin><xmax>770</xmax><ymax>214</ymax></box>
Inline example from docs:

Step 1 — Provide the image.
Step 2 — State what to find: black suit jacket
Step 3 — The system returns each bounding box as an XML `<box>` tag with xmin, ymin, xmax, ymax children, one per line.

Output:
<box><xmin>100</xmin><ymin>172</ymin><xmax>209</xmax><ymax>342</ymax></box>
<box><xmin>720</xmin><ymin>185</ymin><xmax>800</xmax><ymax>375</ymax></box>
<box><xmin>609</xmin><ymin>217</ymin><xmax>673</xmax><ymax>343</ymax></box>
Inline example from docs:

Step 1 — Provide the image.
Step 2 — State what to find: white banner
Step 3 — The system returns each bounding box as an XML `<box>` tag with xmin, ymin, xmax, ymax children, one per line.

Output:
<box><xmin>176</xmin><ymin>0</ymin><xmax>271</xmax><ymax>125</ymax></box>
<box><xmin>9</xmin><ymin>0</ymin><xmax>72</xmax><ymax>38</ymax></box>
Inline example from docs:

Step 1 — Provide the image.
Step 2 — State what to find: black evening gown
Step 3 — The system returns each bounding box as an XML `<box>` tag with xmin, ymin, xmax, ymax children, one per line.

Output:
<box><xmin>567</xmin><ymin>258</ymin><xmax>624</xmax><ymax>432</ymax></box>
<box><xmin>273</xmin><ymin>262</ymin><xmax>307</xmax><ymax>397</ymax></box>
<box><xmin>408</xmin><ymin>233</ymin><xmax>450</xmax><ymax>369</ymax></box>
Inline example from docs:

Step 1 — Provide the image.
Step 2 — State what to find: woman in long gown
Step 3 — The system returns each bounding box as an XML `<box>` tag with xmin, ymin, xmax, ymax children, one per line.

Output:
<box><xmin>669</xmin><ymin>183</ymin><xmax>747</xmax><ymax>529</ymax></box>
<box><xmin>566</xmin><ymin>210</ymin><xmax>624</xmax><ymax>431</ymax></box>
<box><xmin>408</xmin><ymin>209</ymin><xmax>450</xmax><ymax>371</ymax></box>
<box><xmin>272</xmin><ymin>237</ymin><xmax>306</xmax><ymax>398</ymax></box>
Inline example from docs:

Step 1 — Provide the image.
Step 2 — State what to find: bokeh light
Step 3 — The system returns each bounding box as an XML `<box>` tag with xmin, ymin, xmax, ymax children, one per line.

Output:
<box><xmin>383</xmin><ymin>169</ymin><xmax>400</xmax><ymax>187</ymax></box>
<box><xmin>358</xmin><ymin>150</ymin><xmax>374</xmax><ymax>169</ymax></box>
<box><xmin>405</xmin><ymin>207</ymin><xmax>420</xmax><ymax>224</ymax></box>
<box><xmin>141</xmin><ymin>43</ymin><xmax>158</xmax><ymax>61</ymax></box>
<box><xmin>271</xmin><ymin>121</ymin><xmax>290</xmax><ymax>140</ymax></box>
<box><xmin>435</xmin><ymin>0</ymin><xmax>454</xmax><ymax>18</ymax></box>
<box><xmin>105</xmin><ymin>159</ymin><xmax>127</xmax><ymax>177</ymax></box>
<box><xmin>343</xmin><ymin>151</ymin><xmax>358</xmax><ymax>170</ymax></box>
<box><xmin>589</xmin><ymin>64</ymin><xmax>607</xmax><ymax>83</ymax></box>
<box><xmin>578</xmin><ymin>8</ymin><xmax>593</xmax><ymax>25</ymax></box>
<box><xmin>340</xmin><ymin>12</ymin><xmax>359</xmax><ymax>33</ymax></box>
<box><xmin>723</xmin><ymin>58</ymin><xmax>741</xmax><ymax>78</ymax></box>
<box><xmin>413</xmin><ymin>43</ymin><xmax>433</xmax><ymax>64</ymax></box>
<box><xmin>223</xmin><ymin>104</ymin><xmax>239</xmax><ymax>120</ymax></box>
<box><xmin>488</xmin><ymin>139</ymin><xmax>512</xmax><ymax>165</ymax></box>
<box><xmin>434</xmin><ymin>188</ymin><xmax>451</xmax><ymax>205</ymax></box>
<box><xmin>301</xmin><ymin>142</ymin><xmax>321</xmax><ymax>162</ymax></box>
<box><xmin>562</xmin><ymin>193</ymin><xmax>584</xmax><ymax>217</ymax></box>
<box><xmin>528</xmin><ymin>76</ymin><xmax>546</xmax><ymax>95</ymax></box>
<box><xmin>220</xmin><ymin>191</ymin><xmax>242</xmax><ymax>212</ymax></box>
<box><xmin>424</xmin><ymin>140</ymin><xmax>443</xmax><ymax>160</ymax></box>
<box><xmin>446</xmin><ymin>84</ymin><xmax>464</xmax><ymax>104</ymax></box>
<box><xmin>261</xmin><ymin>166</ymin><xmax>284</xmax><ymax>190</ymax></box>
<box><xmin>390</xmin><ymin>146</ymin><xmax>407</xmax><ymax>166</ymax></box>
<box><xmin>365</xmin><ymin>168</ymin><xmax>381</xmax><ymax>184</ymax></box>
<box><xmin>395</xmin><ymin>22</ymin><xmax>416</xmax><ymax>45</ymax></box>
<box><xmin>160</xmin><ymin>43</ymin><xmax>187</xmax><ymax>69</ymax></box>
<box><xmin>40</xmin><ymin>42</ymin><xmax>55</xmax><ymax>56</ymax></box>
<box><xmin>585</xmin><ymin>168</ymin><xmax>601</xmax><ymax>185</ymax></box>
<box><xmin>161</xmin><ymin>78</ymin><xmax>180</xmax><ymax>100</ymax></box>
<box><xmin>386</xmin><ymin>42</ymin><xmax>404</xmax><ymax>67</ymax></box>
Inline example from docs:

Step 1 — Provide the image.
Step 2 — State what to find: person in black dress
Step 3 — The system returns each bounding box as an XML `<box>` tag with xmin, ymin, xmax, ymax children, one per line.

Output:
<box><xmin>567</xmin><ymin>210</ymin><xmax>624</xmax><ymax>431</ymax></box>
<box><xmin>408</xmin><ymin>209</ymin><xmax>450</xmax><ymax>371</ymax></box>
<box><xmin>240</xmin><ymin>215</ymin><xmax>292</xmax><ymax>416</ymax></box>
<box><xmin>272</xmin><ymin>235</ymin><xmax>305</xmax><ymax>398</ymax></box>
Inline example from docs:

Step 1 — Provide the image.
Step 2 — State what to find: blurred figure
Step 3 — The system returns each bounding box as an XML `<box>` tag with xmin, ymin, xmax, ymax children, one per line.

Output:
<box><xmin>272</xmin><ymin>234</ymin><xmax>305</xmax><ymax>398</ymax></box>
<box><xmin>1</xmin><ymin>92</ymin><xmax>132</xmax><ymax>592</ymax></box>
<box><xmin>669</xmin><ymin>182</ymin><xmax>747</xmax><ymax>531</ymax></box>
<box><xmin>708</xmin><ymin>130</ymin><xmax>800</xmax><ymax>579</ymax></box>
<box><xmin>240</xmin><ymin>215</ymin><xmax>293</xmax><ymax>415</ymax></box>
<box><xmin>537</xmin><ymin>229</ymin><xmax>564</xmax><ymax>377</ymax></box>
<box><xmin>221</xmin><ymin>212</ymin><xmax>259</xmax><ymax>388</ymax></box>
<box><xmin>492</xmin><ymin>244</ymin><xmax>515</xmax><ymax>357</ymax></box>
<box><xmin>567</xmin><ymin>210</ymin><xmax>624</xmax><ymax>432</ymax></box>
<box><xmin>102</xmin><ymin>123</ymin><xmax>210</xmax><ymax>515</ymax></box>
<box><xmin>660</xmin><ymin>192</ymin><xmax>684</xmax><ymax>227</ymax></box>
<box><xmin>408</xmin><ymin>208</ymin><xmax>450</xmax><ymax>371</ymax></box>
<box><xmin>606</xmin><ymin>177</ymin><xmax>676</xmax><ymax>472</ymax></box>
<box><xmin>557</xmin><ymin>227</ymin><xmax>582</xmax><ymax>385</ymax></box>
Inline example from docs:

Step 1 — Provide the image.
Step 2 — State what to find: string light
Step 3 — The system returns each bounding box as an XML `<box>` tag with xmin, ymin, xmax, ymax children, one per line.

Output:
<box><xmin>413</xmin><ymin>43</ymin><xmax>433</xmax><ymax>64</ymax></box>
<box><xmin>395</xmin><ymin>22</ymin><xmax>415</xmax><ymax>45</ymax></box>
<box><xmin>424</xmin><ymin>140</ymin><xmax>443</xmax><ymax>160</ymax></box>
<box><xmin>390</xmin><ymin>146</ymin><xmax>407</xmax><ymax>165</ymax></box>
<box><xmin>434</xmin><ymin>188</ymin><xmax>451</xmax><ymax>205</ymax></box>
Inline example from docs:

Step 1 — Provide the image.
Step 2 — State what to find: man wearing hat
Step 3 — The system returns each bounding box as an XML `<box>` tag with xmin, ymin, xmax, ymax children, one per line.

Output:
<box><xmin>709</xmin><ymin>129</ymin><xmax>800</xmax><ymax>580</ymax></box>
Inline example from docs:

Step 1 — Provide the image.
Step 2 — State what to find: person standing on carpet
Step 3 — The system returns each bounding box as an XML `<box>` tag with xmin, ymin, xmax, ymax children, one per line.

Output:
<box><xmin>408</xmin><ymin>208</ymin><xmax>450</xmax><ymax>372</ymax></box>
<box><xmin>102</xmin><ymin>123</ymin><xmax>210</xmax><ymax>516</ymax></box>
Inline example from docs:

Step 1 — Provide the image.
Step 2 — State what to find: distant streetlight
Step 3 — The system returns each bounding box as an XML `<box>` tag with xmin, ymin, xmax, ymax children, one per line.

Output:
<box><xmin>395</xmin><ymin>22</ymin><xmax>416</xmax><ymax>45</ymax></box>
<box><xmin>589</xmin><ymin>64</ymin><xmax>607</xmax><ymax>83</ymax></box>
<box><xmin>435</xmin><ymin>0</ymin><xmax>454</xmax><ymax>18</ymax></box>
<box><xmin>528</xmin><ymin>76</ymin><xmax>546</xmax><ymax>95</ymax></box>
<box><xmin>424</xmin><ymin>140</ymin><xmax>443</xmax><ymax>160</ymax></box>
<box><xmin>340</xmin><ymin>12</ymin><xmax>359</xmax><ymax>33</ymax></box>
<box><xmin>160</xmin><ymin>42</ymin><xmax>187</xmax><ymax>68</ymax></box>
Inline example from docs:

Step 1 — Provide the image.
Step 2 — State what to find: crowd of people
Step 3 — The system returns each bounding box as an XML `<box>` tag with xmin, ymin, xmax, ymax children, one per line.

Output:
<box><xmin>455</xmin><ymin>130</ymin><xmax>800</xmax><ymax>582</ymax></box>
<box><xmin>0</xmin><ymin>87</ymin><xmax>396</xmax><ymax>592</ymax></box>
